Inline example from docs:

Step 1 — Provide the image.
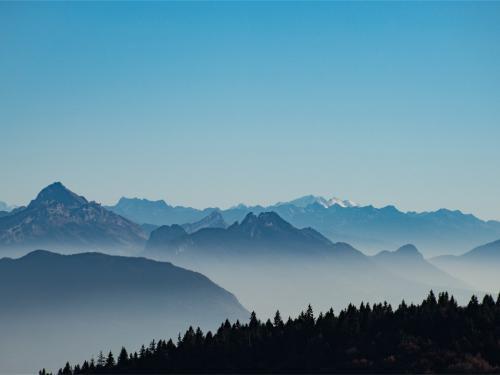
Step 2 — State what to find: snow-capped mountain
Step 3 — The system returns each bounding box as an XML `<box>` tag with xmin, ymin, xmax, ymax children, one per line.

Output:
<box><xmin>277</xmin><ymin>195</ymin><xmax>357</xmax><ymax>208</ymax></box>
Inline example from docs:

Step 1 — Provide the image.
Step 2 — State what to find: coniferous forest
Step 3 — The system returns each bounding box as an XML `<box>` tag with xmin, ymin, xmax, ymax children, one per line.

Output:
<box><xmin>45</xmin><ymin>291</ymin><xmax>500</xmax><ymax>374</ymax></box>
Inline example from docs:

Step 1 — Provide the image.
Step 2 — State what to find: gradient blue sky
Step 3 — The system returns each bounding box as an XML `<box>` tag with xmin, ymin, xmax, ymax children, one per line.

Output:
<box><xmin>1</xmin><ymin>2</ymin><xmax>499</xmax><ymax>219</ymax></box>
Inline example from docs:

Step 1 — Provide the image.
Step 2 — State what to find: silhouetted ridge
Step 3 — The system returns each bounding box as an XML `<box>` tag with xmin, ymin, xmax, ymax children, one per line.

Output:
<box><xmin>0</xmin><ymin>249</ymin><xmax>248</xmax><ymax>373</ymax></box>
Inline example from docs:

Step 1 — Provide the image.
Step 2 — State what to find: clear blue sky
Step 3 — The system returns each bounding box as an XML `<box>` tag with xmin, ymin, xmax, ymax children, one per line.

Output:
<box><xmin>1</xmin><ymin>2</ymin><xmax>499</xmax><ymax>219</ymax></box>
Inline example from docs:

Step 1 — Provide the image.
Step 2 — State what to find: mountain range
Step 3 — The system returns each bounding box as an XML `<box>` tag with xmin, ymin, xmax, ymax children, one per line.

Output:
<box><xmin>145</xmin><ymin>211</ymin><xmax>363</xmax><ymax>261</ymax></box>
<box><xmin>109</xmin><ymin>195</ymin><xmax>500</xmax><ymax>256</ymax></box>
<box><xmin>144</xmin><ymin>210</ymin><xmax>476</xmax><ymax>318</ymax></box>
<box><xmin>0</xmin><ymin>250</ymin><xmax>247</xmax><ymax>373</ymax></box>
<box><xmin>0</xmin><ymin>181</ymin><xmax>494</xmax><ymax>373</ymax></box>
<box><xmin>0</xmin><ymin>182</ymin><xmax>147</xmax><ymax>255</ymax></box>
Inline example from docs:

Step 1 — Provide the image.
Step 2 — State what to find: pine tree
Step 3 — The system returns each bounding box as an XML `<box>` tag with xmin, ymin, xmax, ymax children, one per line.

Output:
<box><xmin>96</xmin><ymin>351</ymin><xmax>105</xmax><ymax>368</ymax></box>
<box><xmin>273</xmin><ymin>310</ymin><xmax>284</xmax><ymax>328</ymax></box>
<box><xmin>106</xmin><ymin>351</ymin><xmax>115</xmax><ymax>368</ymax></box>
<box><xmin>249</xmin><ymin>311</ymin><xmax>259</xmax><ymax>328</ymax></box>
<box><xmin>61</xmin><ymin>362</ymin><xmax>72</xmax><ymax>375</ymax></box>
<box><xmin>118</xmin><ymin>347</ymin><xmax>128</xmax><ymax>366</ymax></box>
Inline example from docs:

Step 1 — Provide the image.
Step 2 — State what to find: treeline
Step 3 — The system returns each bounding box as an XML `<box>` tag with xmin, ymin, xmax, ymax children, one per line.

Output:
<box><xmin>45</xmin><ymin>291</ymin><xmax>500</xmax><ymax>374</ymax></box>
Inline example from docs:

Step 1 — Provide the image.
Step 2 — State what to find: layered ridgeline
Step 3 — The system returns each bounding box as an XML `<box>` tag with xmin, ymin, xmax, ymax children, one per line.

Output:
<box><xmin>139</xmin><ymin>211</ymin><xmax>227</xmax><ymax>236</ymax></box>
<box><xmin>109</xmin><ymin>195</ymin><xmax>500</xmax><ymax>256</ymax></box>
<box><xmin>0</xmin><ymin>182</ymin><xmax>147</xmax><ymax>255</ymax></box>
<box><xmin>0</xmin><ymin>250</ymin><xmax>247</xmax><ymax>374</ymax></box>
<box><xmin>52</xmin><ymin>292</ymin><xmax>500</xmax><ymax>374</ymax></box>
<box><xmin>145</xmin><ymin>211</ymin><xmax>475</xmax><ymax>318</ymax></box>
<box><xmin>431</xmin><ymin>239</ymin><xmax>500</xmax><ymax>293</ymax></box>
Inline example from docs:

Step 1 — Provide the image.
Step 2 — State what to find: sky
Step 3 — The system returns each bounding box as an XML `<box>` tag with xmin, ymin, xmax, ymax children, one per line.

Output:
<box><xmin>1</xmin><ymin>2</ymin><xmax>499</xmax><ymax>219</ymax></box>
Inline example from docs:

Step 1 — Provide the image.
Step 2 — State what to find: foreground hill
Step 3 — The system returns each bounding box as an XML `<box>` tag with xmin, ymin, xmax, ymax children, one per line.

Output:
<box><xmin>110</xmin><ymin>195</ymin><xmax>500</xmax><ymax>256</ymax></box>
<box><xmin>431</xmin><ymin>239</ymin><xmax>500</xmax><ymax>292</ymax></box>
<box><xmin>0</xmin><ymin>182</ymin><xmax>146</xmax><ymax>254</ymax></box>
<box><xmin>0</xmin><ymin>250</ymin><xmax>247</xmax><ymax>373</ymax></box>
<box><xmin>54</xmin><ymin>291</ymin><xmax>500</xmax><ymax>374</ymax></box>
<box><xmin>145</xmin><ymin>211</ymin><xmax>475</xmax><ymax>318</ymax></box>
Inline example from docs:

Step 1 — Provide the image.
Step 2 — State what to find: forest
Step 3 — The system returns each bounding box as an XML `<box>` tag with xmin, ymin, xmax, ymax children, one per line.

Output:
<box><xmin>45</xmin><ymin>291</ymin><xmax>500</xmax><ymax>374</ymax></box>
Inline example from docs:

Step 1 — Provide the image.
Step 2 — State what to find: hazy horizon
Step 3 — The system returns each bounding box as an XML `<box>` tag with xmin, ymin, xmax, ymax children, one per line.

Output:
<box><xmin>1</xmin><ymin>2</ymin><xmax>500</xmax><ymax>220</ymax></box>
<box><xmin>2</xmin><ymin>180</ymin><xmax>500</xmax><ymax>223</ymax></box>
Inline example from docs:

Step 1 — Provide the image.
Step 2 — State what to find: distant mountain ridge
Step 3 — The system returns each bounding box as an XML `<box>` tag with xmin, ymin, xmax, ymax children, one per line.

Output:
<box><xmin>0</xmin><ymin>182</ymin><xmax>146</xmax><ymax>253</ymax></box>
<box><xmin>107</xmin><ymin>197</ymin><xmax>214</xmax><ymax>227</ymax></box>
<box><xmin>146</xmin><ymin>211</ymin><xmax>363</xmax><ymax>260</ymax></box>
<box><xmin>109</xmin><ymin>195</ymin><xmax>500</xmax><ymax>256</ymax></box>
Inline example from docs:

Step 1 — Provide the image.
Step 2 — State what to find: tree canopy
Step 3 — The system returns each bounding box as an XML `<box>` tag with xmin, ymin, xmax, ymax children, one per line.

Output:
<box><xmin>47</xmin><ymin>291</ymin><xmax>500</xmax><ymax>374</ymax></box>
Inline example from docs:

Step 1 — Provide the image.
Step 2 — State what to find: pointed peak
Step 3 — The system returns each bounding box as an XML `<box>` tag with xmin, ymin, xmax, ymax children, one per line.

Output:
<box><xmin>241</xmin><ymin>212</ymin><xmax>258</xmax><ymax>223</ymax></box>
<box><xmin>30</xmin><ymin>182</ymin><xmax>88</xmax><ymax>208</ymax></box>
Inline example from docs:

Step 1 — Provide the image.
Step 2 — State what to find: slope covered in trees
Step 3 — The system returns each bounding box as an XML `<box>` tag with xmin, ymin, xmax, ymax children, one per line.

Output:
<box><xmin>49</xmin><ymin>291</ymin><xmax>500</xmax><ymax>374</ymax></box>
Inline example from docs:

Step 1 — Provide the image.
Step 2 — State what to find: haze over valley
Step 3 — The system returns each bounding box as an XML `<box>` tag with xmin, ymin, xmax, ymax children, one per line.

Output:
<box><xmin>2</xmin><ymin>2</ymin><xmax>499</xmax><ymax>373</ymax></box>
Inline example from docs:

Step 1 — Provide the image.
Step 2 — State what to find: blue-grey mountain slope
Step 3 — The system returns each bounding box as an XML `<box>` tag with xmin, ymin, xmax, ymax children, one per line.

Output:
<box><xmin>431</xmin><ymin>239</ymin><xmax>500</xmax><ymax>292</ymax></box>
<box><xmin>182</xmin><ymin>211</ymin><xmax>227</xmax><ymax>233</ymax></box>
<box><xmin>0</xmin><ymin>182</ymin><xmax>147</xmax><ymax>255</ymax></box>
<box><xmin>0</xmin><ymin>250</ymin><xmax>247</xmax><ymax>374</ymax></box>
<box><xmin>372</xmin><ymin>244</ymin><xmax>470</xmax><ymax>289</ymax></box>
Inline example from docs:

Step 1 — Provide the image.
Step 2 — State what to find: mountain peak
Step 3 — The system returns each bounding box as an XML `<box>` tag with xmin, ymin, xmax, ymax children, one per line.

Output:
<box><xmin>241</xmin><ymin>212</ymin><xmax>258</xmax><ymax>225</ymax></box>
<box><xmin>29</xmin><ymin>182</ymin><xmax>88</xmax><ymax>208</ymax></box>
<box><xmin>396</xmin><ymin>244</ymin><xmax>421</xmax><ymax>256</ymax></box>
<box><xmin>374</xmin><ymin>244</ymin><xmax>424</xmax><ymax>261</ymax></box>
